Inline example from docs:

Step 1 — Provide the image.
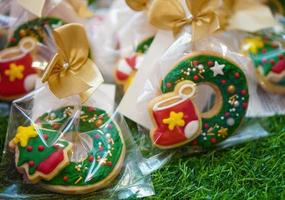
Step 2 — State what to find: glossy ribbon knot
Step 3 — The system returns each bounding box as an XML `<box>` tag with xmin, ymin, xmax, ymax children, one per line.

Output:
<box><xmin>148</xmin><ymin>0</ymin><xmax>221</xmax><ymax>41</ymax></box>
<box><xmin>42</xmin><ymin>23</ymin><xmax>103</xmax><ymax>102</ymax></box>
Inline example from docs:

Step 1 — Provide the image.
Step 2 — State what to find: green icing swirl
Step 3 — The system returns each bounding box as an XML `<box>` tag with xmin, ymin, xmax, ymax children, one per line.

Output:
<box><xmin>35</xmin><ymin>106</ymin><xmax>124</xmax><ymax>186</ymax></box>
<box><xmin>161</xmin><ymin>54</ymin><xmax>249</xmax><ymax>148</ymax></box>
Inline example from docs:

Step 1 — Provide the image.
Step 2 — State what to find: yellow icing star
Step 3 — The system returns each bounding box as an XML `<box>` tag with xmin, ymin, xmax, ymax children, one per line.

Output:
<box><xmin>241</xmin><ymin>37</ymin><xmax>264</xmax><ymax>55</ymax></box>
<box><xmin>218</xmin><ymin>128</ymin><xmax>228</xmax><ymax>138</ymax></box>
<box><xmin>163</xmin><ymin>111</ymin><xmax>185</xmax><ymax>130</ymax></box>
<box><xmin>4</xmin><ymin>63</ymin><xmax>24</xmax><ymax>82</ymax></box>
<box><xmin>11</xmin><ymin>126</ymin><xmax>38</xmax><ymax>147</ymax></box>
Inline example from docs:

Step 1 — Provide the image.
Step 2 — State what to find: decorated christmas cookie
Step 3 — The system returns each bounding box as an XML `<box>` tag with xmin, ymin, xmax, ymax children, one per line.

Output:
<box><xmin>241</xmin><ymin>35</ymin><xmax>285</xmax><ymax>93</ymax></box>
<box><xmin>10</xmin><ymin>106</ymin><xmax>125</xmax><ymax>194</ymax></box>
<box><xmin>115</xmin><ymin>36</ymin><xmax>154</xmax><ymax>91</ymax></box>
<box><xmin>9</xmin><ymin>125</ymin><xmax>72</xmax><ymax>183</ymax></box>
<box><xmin>8</xmin><ymin>17</ymin><xmax>64</xmax><ymax>47</ymax></box>
<box><xmin>0</xmin><ymin>37</ymin><xmax>37</xmax><ymax>100</ymax></box>
<box><xmin>149</xmin><ymin>52</ymin><xmax>249</xmax><ymax>149</ymax></box>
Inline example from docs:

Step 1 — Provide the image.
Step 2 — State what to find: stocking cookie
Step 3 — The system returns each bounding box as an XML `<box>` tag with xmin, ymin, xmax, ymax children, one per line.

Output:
<box><xmin>0</xmin><ymin>37</ymin><xmax>37</xmax><ymax>100</ymax></box>
<box><xmin>10</xmin><ymin>106</ymin><xmax>125</xmax><ymax>194</ymax></box>
<box><xmin>149</xmin><ymin>81</ymin><xmax>201</xmax><ymax>149</ymax></box>
<box><xmin>149</xmin><ymin>52</ymin><xmax>249</xmax><ymax>149</ymax></box>
<box><xmin>8</xmin><ymin>17</ymin><xmax>64</xmax><ymax>47</ymax></box>
<box><xmin>115</xmin><ymin>36</ymin><xmax>154</xmax><ymax>91</ymax></box>
<box><xmin>241</xmin><ymin>36</ymin><xmax>285</xmax><ymax>93</ymax></box>
<box><xmin>9</xmin><ymin>125</ymin><xmax>72</xmax><ymax>183</ymax></box>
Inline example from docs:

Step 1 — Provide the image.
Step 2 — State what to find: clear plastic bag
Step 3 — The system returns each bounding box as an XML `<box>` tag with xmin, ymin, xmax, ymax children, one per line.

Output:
<box><xmin>0</xmin><ymin>85</ymin><xmax>154</xmax><ymax>198</ymax></box>
<box><xmin>0</xmin><ymin>22</ymin><xmax>154</xmax><ymax>199</ymax></box>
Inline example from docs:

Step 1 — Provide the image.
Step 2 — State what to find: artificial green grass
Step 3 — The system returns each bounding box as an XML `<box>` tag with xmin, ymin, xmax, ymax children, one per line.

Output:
<box><xmin>145</xmin><ymin>119</ymin><xmax>285</xmax><ymax>200</ymax></box>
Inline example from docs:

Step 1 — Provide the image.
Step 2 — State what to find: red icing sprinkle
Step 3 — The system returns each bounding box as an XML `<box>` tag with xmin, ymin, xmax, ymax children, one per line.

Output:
<box><xmin>193</xmin><ymin>75</ymin><xmax>199</xmax><ymax>81</ymax></box>
<box><xmin>107</xmin><ymin>161</ymin><xmax>112</xmax><ymax>166</ymax></box>
<box><xmin>38</xmin><ymin>145</ymin><xmax>45</xmax><ymax>152</ymax></box>
<box><xmin>52</xmin><ymin>124</ymin><xmax>60</xmax><ymax>129</ymax></box>
<box><xmin>241</xmin><ymin>89</ymin><xmax>247</xmax><ymax>96</ymax></box>
<box><xmin>192</xmin><ymin>140</ymin><xmax>198</xmax><ymax>145</ymax></box>
<box><xmin>166</xmin><ymin>82</ymin><xmax>172</xmax><ymax>88</ymax></box>
<box><xmin>207</xmin><ymin>61</ymin><xmax>214</xmax><ymax>67</ymax></box>
<box><xmin>270</xmin><ymin>60</ymin><xmax>275</xmax><ymax>65</ymax></box>
<box><xmin>234</xmin><ymin>72</ymin><xmax>240</xmax><ymax>78</ymax></box>
<box><xmin>63</xmin><ymin>176</ymin><xmax>68</xmax><ymax>182</ymax></box>
<box><xmin>99</xmin><ymin>146</ymin><xmax>104</xmax><ymax>151</ymax></box>
<box><xmin>26</xmin><ymin>146</ymin><xmax>33</xmax><ymax>152</ymax></box>
<box><xmin>221</xmin><ymin>80</ymin><xmax>227</xmax><ymax>85</ymax></box>
<box><xmin>210</xmin><ymin>138</ymin><xmax>217</xmax><ymax>143</ymax></box>
<box><xmin>204</xmin><ymin>123</ymin><xmax>209</xmax><ymax>129</ymax></box>
<box><xmin>28</xmin><ymin>161</ymin><xmax>35</xmax><ymax>167</ymax></box>
<box><xmin>262</xmin><ymin>49</ymin><xmax>267</xmax><ymax>54</ymax></box>
<box><xmin>242</xmin><ymin>102</ymin><xmax>248</xmax><ymax>109</ymax></box>
<box><xmin>107</xmin><ymin>124</ymin><xmax>113</xmax><ymax>129</ymax></box>
<box><xmin>193</xmin><ymin>61</ymin><xmax>199</xmax><ymax>67</ymax></box>
<box><xmin>224</xmin><ymin>112</ymin><xmax>230</xmax><ymax>118</ymax></box>
<box><xmin>37</xmin><ymin>150</ymin><xmax>64</xmax><ymax>174</ymax></box>
<box><xmin>95</xmin><ymin>134</ymin><xmax>100</xmax><ymax>139</ymax></box>
<box><xmin>125</xmin><ymin>55</ymin><xmax>137</xmax><ymax>70</ymax></box>
<box><xmin>43</xmin><ymin>134</ymin><xmax>48</xmax><ymax>140</ymax></box>
<box><xmin>88</xmin><ymin>107</ymin><xmax>94</xmax><ymax>112</ymax></box>
<box><xmin>89</xmin><ymin>155</ymin><xmax>94</xmax><ymax>162</ymax></box>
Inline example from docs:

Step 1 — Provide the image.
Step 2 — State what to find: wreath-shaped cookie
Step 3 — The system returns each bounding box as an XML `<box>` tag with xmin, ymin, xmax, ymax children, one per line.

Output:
<box><xmin>9</xmin><ymin>106</ymin><xmax>125</xmax><ymax>194</ymax></box>
<box><xmin>149</xmin><ymin>52</ymin><xmax>249</xmax><ymax>149</ymax></box>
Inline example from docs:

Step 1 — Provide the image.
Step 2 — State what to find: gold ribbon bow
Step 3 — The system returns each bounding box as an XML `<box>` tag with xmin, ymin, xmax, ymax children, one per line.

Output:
<box><xmin>125</xmin><ymin>0</ymin><xmax>149</xmax><ymax>11</ymax></box>
<box><xmin>148</xmin><ymin>0</ymin><xmax>221</xmax><ymax>41</ymax></box>
<box><xmin>42</xmin><ymin>23</ymin><xmax>103</xmax><ymax>102</ymax></box>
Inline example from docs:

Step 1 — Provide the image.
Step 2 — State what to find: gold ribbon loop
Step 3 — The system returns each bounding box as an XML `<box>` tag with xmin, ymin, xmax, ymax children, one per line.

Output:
<box><xmin>148</xmin><ymin>0</ymin><xmax>221</xmax><ymax>41</ymax></box>
<box><xmin>125</xmin><ymin>0</ymin><xmax>149</xmax><ymax>11</ymax></box>
<box><xmin>42</xmin><ymin>23</ymin><xmax>103</xmax><ymax>102</ymax></box>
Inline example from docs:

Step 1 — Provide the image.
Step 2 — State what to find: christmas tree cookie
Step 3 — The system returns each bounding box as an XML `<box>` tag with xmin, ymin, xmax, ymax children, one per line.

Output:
<box><xmin>241</xmin><ymin>35</ymin><xmax>285</xmax><ymax>93</ymax></box>
<box><xmin>9</xmin><ymin>125</ymin><xmax>72</xmax><ymax>183</ymax></box>
<box><xmin>149</xmin><ymin>52</ymin><xmax>249</xmax><ymax>149</ymax></box>
<box><xmin>10</xmin><ymin>106</ymin><xmax>125</xmax><ymax>194</ymax></box>
<box><xmin>115</xmin><ymin>36</ymin><xmax>154</xmax><ymax>91</ymax></box>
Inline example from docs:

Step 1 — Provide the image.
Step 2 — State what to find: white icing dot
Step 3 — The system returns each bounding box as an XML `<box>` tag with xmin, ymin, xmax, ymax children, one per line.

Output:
<box><xmin>236</xmin><ymin>113</ymin><xmax>239</xmax><ymax>117</ymax></box>
<box><xmin>242</xmin><ymin>97</ymin><xmax>245</xmax><ymax>100</ymax></box>
<box><xmin>202</xmin><ymin>132</ymin><xmax>206</xmax><ymax>136</ymax></box>
<box><xmin>198</xmin><ymin>64</ymin><xmax>204</xmax><ymax>70</ymax></box>
<box><xmin>203</xmin><ymin>137</ymin><xmax>207</xmax><ymax>140</ymax></box>
<box><xmin>232</xmin><ymin>108</ymin><xmax>236</xmax><ymax>112</ymax></box>
<box><xmin>106</xmin><ymin>133</ymin><xmax>111</xmax><ymax>138</ymax></box>
<box><xmin>98</xmin><ymin>142</ymin><xmax>102</xmax><ymax>145</ymax></box>
<box><xmin>193</xmin><ymin>68</ymin><xmax>196</xmax><ymax>72</ymax></box>
<box><xmin>234</xmin><ymin>101</ymin><xmax>240</xmax><ymax>107</ymax></box>
<box><xmin>227</xmin><ymin>118</ymin><xmax>235</xmax><ymax>126</ymax></box>
<box><xmin>221</xmin><ymin>116</ymin><xmax>224</xmax><ymax>120</ymax></box>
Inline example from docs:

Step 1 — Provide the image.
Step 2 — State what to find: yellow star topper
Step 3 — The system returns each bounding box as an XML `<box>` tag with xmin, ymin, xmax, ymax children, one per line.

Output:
<box><xmin>11</xmin><ymin>126</ymin><xmax>38</xmax><ymax>147</ymax></box>
<box><xmin>163</xmin><ymin>111</ymin><xmax>185</xmax><ymax>131</ymax></box>
<box><xmin>4</xmin><ymin>63</ymin><xmax>24</xmax><ymax>82</ymax></box>
<box><xmin>241</xmin><ymin>37</ymin><xmax>264</xmax><ymax>55</ymax></box>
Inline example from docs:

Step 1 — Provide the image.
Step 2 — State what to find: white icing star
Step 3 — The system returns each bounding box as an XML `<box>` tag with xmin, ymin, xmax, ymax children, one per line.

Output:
<box><xmin>210</xmin><ymin>61</ymin><xmax>225</xmax><ymax>77</ymax></box>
